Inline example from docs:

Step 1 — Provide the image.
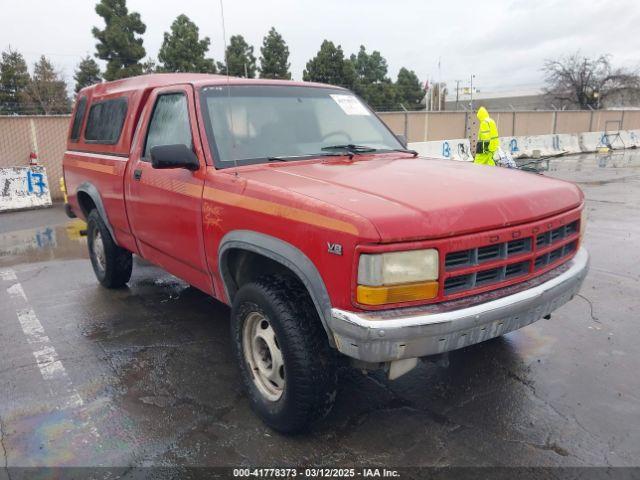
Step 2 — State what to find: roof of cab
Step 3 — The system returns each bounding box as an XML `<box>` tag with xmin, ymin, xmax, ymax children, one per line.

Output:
<box><xmin>78</xmin><ymin>73</ymin><xmax>343</xmax><ymax>97</ymax></box>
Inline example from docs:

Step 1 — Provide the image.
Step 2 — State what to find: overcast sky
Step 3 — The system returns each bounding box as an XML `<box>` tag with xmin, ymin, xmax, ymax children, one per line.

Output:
<box><xmin>2</xmin><ymin>0</ymin><xmax>639</xmax><ymax>94</ymax></box>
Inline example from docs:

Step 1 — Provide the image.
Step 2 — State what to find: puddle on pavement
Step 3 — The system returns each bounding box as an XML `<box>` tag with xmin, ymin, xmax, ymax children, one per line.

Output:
<box><xmin>503</xmin><ymin>325</ymin><xmax>556</xmax><ymax>362</ymax></box>
<box><xmin>0</xmin><ymin>219</ymin><xmax>88</xmax><ymax>267</ymax></box>
<box><xmin>518</xmin><ymin>149</ymin><xmax>640</xmax><ymax>173</ymax></box>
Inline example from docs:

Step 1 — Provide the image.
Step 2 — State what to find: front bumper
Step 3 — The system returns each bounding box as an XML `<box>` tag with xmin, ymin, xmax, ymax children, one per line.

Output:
<box><xmin>329</xmin><ymin>248</ymin><xmax>589</xmax><ymax>363</ymax></box>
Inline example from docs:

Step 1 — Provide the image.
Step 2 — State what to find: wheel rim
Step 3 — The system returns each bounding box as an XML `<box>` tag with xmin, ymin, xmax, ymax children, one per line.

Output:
<box><xmin>242</xmin><ymin>311</ymin><xmax>285</xmax><ymax>401</ymax></box>
<box><xmin>92</xmin><ymin>229</ymin><xmax>106</xmax><ymax>272</ymax></box>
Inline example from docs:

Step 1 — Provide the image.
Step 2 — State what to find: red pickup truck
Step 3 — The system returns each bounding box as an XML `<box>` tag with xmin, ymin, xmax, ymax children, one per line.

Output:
<box><xmin>63</xmin><ymin>73</ymin><xmax>589</xmax><ymax>432</ymax></box>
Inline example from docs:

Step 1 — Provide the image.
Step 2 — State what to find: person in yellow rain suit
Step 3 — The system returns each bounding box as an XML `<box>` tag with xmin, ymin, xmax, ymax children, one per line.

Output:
<box><xmin>474</xmin><ymin>106</ymin><xmax>499</xmax><ymax>165</ymax></box>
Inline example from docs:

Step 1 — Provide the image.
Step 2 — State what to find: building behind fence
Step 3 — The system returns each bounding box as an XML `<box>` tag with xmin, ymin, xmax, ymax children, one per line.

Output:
<box><xmin>2</xmin><ymin>110</ymin><xmax>640</xmax><ymax>202</ymax></box>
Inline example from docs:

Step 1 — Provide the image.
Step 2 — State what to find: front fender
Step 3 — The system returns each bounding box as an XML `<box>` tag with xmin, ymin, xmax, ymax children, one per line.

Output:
<box><xmin>219</xmin><ymin>230</ymin><xmax>335</xmax><ymax>345</ymax></box>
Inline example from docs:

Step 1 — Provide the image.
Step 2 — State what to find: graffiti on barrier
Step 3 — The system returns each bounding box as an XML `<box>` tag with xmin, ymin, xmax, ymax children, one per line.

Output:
<box><xmin>458</xmin><ymin>142</ymin><xmax>470</xmax><ymax>161</ymax></box>
<box><xmin>27</xmin><ymin>170</ymin><xmax>47</xmax><ymax>195</ymax></box>
<box><xmin>442</xmin><ymin>141</ymin><xmax>451</xmax><ymax>158</ymax></box>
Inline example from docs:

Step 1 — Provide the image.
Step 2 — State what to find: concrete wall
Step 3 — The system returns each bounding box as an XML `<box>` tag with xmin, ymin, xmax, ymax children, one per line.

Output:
<box><xmin>379</xmin><ymin>109</ymin><xmax>640</xmax><ymax>143</ymax></box>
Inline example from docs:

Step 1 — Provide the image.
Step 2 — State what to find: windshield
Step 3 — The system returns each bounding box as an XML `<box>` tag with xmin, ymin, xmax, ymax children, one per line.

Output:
<box><xmin>200</xmin><ymin>85</ymin><xmax>403</xmax><ymax>166</ymax></box>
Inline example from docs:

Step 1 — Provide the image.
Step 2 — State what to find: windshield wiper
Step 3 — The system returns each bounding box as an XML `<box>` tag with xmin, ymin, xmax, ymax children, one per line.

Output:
<box><xmin>392</xmin><ymin>148</ymin><xmax>418</xmax><ymax>157</ymax></box>
<box><xmin>267</xmin><ymin>152</ymin><xmax>352</xmax><ymax>162</ymax></box>
<box><xmin>321</xmin><ymin>144</ymin><xmax>378</xmax><ymax>154</ymax></box>
<box><xmin>322</xmin><ymin>144</ymin><xmax>418</xmax><ymax>157</ymax></box>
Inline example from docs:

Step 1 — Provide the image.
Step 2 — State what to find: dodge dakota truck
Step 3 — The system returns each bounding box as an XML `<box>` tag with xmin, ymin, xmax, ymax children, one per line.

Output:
<box><xmin>63</xmin><ymin>73</ymin><xmax>589</xmax><ymax>432</ymax></box>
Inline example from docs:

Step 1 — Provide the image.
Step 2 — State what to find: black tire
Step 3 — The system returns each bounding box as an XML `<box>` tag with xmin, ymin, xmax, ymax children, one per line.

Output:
<box><xmin>231</xmin><ymin>275</ymin><xmax>337</xmax><ymax>433</ymax></box>
<box><xmin>64</xmin><ymin>202</ymin><xmax>76</xmax><ymax>218</ymax></box>
<box><xmin>87</xmin><ymin>209</ymin><xmax>132</xmax><ymax>288</ymax></box>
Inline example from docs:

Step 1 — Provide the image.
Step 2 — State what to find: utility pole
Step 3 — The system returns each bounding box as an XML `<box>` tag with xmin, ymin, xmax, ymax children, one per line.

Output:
<box><xmin>468</xmin><ymin>74</ymin><xmax>476</xmax><ymax>144</ymax></box>
<box><xmin>455</xmin><ymin>80</ymin><xmax>461</xmax><ymax>111</ymax></box>
<box><xmin>469</xmin><ymin>74</ymin><xmax>475</xmax><ymax>113</ymax></box>
<box><xmin>437</xmin><ymin>57</ymin><xmax>442</xmax><ymax>112</ymax></box>
<box><xmin>430</xmin><ymin>80</ymin><xmax>433</xmax><ymax>111</ymax></box>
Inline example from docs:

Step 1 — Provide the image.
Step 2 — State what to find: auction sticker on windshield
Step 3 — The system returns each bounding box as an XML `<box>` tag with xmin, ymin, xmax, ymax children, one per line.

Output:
<box><xmin>330</xmin><ymin>94</ymin><xmax>370</xmax><ymax>115</ymax></box>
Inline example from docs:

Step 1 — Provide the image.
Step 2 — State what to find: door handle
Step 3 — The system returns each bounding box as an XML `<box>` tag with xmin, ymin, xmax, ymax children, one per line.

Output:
<box><xmin>133</xmin><ymin>169</ymin><xmax>142</xmax><ymax>181</ymax></box>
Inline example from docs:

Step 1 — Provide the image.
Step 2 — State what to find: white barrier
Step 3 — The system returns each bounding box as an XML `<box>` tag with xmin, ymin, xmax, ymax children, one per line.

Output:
<box><xmin>504</xmin><ymin>134</ymin><xmax>587</xmax><ymax>157</ymax></box>
<box><xmin>619</xmin><ymin>129</ymin><xmax>640</xmax><ymax>149</ymax></box>
<box><xmin>413</xmin><ymin>129</ymin><xmax>639</xmax><ymax>162</ymax></box>
<box><xmin>0</xmin><ymin>166</ymin><xmax>52</xmax><ymax>212</ymax></box>
<box><xmin>499</xmin><ymin>136</ymin><xmax>553</xmax><ymax>158</ymax></box>
<box><xmin>555</xmin><ymin>134</ymin><xmax>581</xmax><ymax>154</ymax></box>
<box><xmin>579</xmin><ymin>132</ymin><xmax>606</xmax><ymax>152</ymax></box>
<box><xmin>409</xmin><ymin>138</ymin><xmax>473</xmax><ymax>162</ymax></box>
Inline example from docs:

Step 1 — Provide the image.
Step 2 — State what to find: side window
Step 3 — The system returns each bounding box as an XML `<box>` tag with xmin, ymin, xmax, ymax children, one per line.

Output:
<box><xmin>143</xmin><ymin>93</ymin><xmax>192</xmax><ymax>160</ymax></box>
<box><xmin>70</xmin><ymin>96</ymin><xmax>87</xmax><ymax>141</ymax></box>
<box><xmin>84</xmin><ymin>97</ymin><xmax>128</xmax><ymax>144</ymax></box>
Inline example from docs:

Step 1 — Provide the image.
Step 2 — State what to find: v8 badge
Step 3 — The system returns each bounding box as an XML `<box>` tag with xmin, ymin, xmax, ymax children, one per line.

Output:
<box><xmin>327</xmin><ymin>242</ymin><xmax>343</xmax><ymax>256</ymax></box>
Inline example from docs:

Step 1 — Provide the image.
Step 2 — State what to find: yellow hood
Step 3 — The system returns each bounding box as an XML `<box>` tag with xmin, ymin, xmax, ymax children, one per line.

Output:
<box><xmin>477</xmin><ymin>106</ymin><xmax>489</xmax><ymax>121</ymax></box>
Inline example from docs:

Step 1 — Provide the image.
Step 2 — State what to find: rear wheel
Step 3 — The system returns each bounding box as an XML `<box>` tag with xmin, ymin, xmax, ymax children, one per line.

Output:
<box><xmin>231</xmin><ymin>275</ymin><xmax>337</xmax><ymax>433</ymax></box>
<box><xmin>87</xmin><ymin>210</ymin><xmax>132</xmax><ymax>288</ymax></box>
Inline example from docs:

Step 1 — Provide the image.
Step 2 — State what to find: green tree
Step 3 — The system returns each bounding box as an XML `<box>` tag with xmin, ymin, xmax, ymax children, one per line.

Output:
<box><xmin>351</xmin><ymin>45</ymin><xmax>388</xmax><ymax>84</ymax></box>
<box><xmin>218</xmin><ymin>35</ymin><xmax>256</xmax><ymax>78</ymax></box>
<box><xmin>24</xmin><ymin>56</ymin><xmax>70</xmax><ymax>114</ymax></box>
<box><xmin>303</xmin><ymin>40</ymin><xmax>355</xmax><ymax>89</ymax></box>
<box><xmin>349</xmin><ymin>45</ymin><xmax>395</xmax><ymax>109</ymax></box>
<box><xmin>0</xmin><ymin>48</ymin><xmax>30</xmax><ymax>114</ymax></box>
<box><xmin>395</xmin><ymin>67</ymin><xmax>425</xmax><ymax>110</ymax></box>
<box><xmin>158</xmin><ymin>14</ymin><xmax>216</xmax><ymax>73</ymax></box>
<box><xmin>259</xmin><ymin>27</ymin><xmax>291</xmax><ymax>79</ymax></box>
<box><xmin>92</xmin><ymin>0</ymin><xmax>146</xmax><ymax>81</ymax></box>
<box><xmin>74</xmin><ymin>55</ymin><xmax>102</xmax><ymax>92</ymax></box>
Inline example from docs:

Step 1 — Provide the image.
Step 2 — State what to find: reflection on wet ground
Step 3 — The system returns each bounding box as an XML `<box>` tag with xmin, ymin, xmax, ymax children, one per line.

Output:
<box><xmin>517</xmin><ymin>149</ymin><xmax>640</xmax><ymax>174</ymax></box>
<box><xmin>0</xmin><ymin>219</ymin><xmax>88</xmax><ymax>267</ymax></box>
<box><xmin>0</xmin><ymin>152</ymin><xmax>639</xmax><ymax>468</ymax></box>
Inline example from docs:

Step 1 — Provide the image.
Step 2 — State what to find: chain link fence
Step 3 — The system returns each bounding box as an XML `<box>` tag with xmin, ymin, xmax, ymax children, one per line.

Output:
<box><xmin>2</xmin><ymin>108</ymin><xmax>640</xmax><ymax>204</ymax></box>
<box><xmin>0</xmin><ymin>115</ymin><xmax>69</xmax><ymax>201</ymax></box>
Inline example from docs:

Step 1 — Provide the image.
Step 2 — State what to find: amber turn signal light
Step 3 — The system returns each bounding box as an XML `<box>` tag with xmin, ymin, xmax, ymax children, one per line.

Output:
<box><xmin>356</xmin><ymin>281</ymin><xmax>439</xmax><ymax>306</ymax></box>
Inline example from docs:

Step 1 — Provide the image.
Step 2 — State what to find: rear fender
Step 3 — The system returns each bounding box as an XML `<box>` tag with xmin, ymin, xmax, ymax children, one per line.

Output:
<box><xmin>77</xmin><ymin>182</ymin><xmax>116</xmax><ymax>241</ymax></box>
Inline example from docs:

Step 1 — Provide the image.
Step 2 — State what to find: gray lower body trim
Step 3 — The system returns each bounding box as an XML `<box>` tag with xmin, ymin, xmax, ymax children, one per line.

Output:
<box><xmin>76</xmin><ymin>181</ymin><xmax>116</xmax><ymax>242</ymax></box>
<box><xmin>329</xmin><ymin>248</ymin><xmax>589</xmax><ymax>363</ymax></box>
<box><xmin>218</xmin><ymin>230</ymin><xmax>335</xmax><ymax>344</ymax></box>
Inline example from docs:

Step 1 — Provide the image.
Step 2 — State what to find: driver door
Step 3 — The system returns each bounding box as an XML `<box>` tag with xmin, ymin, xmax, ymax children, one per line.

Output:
<box><xmin>125</xmin><ymin>85</ymin><xmax>210</xmax><ymax>293</ymax></box>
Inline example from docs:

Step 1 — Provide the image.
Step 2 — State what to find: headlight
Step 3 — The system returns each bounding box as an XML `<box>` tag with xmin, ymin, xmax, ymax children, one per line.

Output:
<box><xmin>357</xmin><ymin>249</ymin><xmax>439</xmax><ymax>306</ymax></box>
<box><xmin>358</xmin><ymin>249</ymin><xmax>439</xmax><ymax>285</ymax></box>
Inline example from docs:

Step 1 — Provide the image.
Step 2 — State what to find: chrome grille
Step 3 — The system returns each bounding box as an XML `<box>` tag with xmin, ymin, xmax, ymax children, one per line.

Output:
<box><xmin>534</xmin><ymin>241</ymin><xmax>577</xmax><ymax>270</ymax></box>
<box><xmin>536</xmin><ymin>220</ymin><xmax>579</xmax><ymax>248</ymax></box>
<box><xmin>443</xmin><ymin>218</ymin><xmax>580</xmax><ymax>297</ymax></box>
<box><xmin>444</xmin><ymin>260</ymin><xmax>530</xmax><ymax>294</ymax></box>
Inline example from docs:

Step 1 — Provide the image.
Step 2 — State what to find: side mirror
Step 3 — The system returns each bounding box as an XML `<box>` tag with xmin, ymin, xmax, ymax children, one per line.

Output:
<box><xmin>150</xmin><ymin>144</ymin><xmax>199</xmax><ymax>171</ymax></box>
<box><xmin>396</xmin><ymin>134</ymin><xmax>407</xmax><ymax>148</ymax></box>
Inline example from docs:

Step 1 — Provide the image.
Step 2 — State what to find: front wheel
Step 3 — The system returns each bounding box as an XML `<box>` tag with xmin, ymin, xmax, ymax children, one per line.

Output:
<box><xmin>231</xmin><ymin>275</ymin><xmax>337</xmax><ymax>433</ymax></box>
<box><xmin>87</xmin><ymin>210</ymin><xmax>132</xmax><ymax>288</ymax></box>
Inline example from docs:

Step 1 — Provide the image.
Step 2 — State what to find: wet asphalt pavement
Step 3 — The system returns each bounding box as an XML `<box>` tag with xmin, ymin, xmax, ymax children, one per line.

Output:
<box><xmin>0</xmin><ymin>152</ymin><xmax>639</xmax><ymax>470</ymax></box>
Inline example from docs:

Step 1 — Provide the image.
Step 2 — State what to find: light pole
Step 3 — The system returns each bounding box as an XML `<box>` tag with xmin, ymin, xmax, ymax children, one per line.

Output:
<box><xmin>468</xmin><ymin>74</ymin><xmax>476</xmax><ymax>143</ymax></box>
<box><xmin>469</xmin><ymin>74</ymin><xmax>475</xmax><ymax>113</ymax></box>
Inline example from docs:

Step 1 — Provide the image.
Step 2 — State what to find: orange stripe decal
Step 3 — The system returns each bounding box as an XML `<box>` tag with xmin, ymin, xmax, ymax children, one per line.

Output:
<box><xmin>67</xmin><ymin>159</ymin><xmax>116</xmax><ymax>175</ymax></box>
<box><xmin>203</xmin><ymin>187</ymin><xmax>359</xmax><ymax>235</ymax></box>
<box><xmin>139</xmin><ymin>177</ymin><xmax>202</xmax><ymax>198</ymax></box>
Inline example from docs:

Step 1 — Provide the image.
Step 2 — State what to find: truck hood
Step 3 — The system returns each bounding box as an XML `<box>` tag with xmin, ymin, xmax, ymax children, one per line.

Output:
<box><xmin>238</xmin><ymin>156</ymin><xmax>583</xmax><ymax>242</ymax></box>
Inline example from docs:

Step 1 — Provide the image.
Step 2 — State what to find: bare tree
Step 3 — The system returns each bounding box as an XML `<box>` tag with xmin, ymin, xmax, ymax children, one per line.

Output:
<box><xmin>543</xmin><ymin>53</ymin><xmax>639</xmax><ymax>109</ymax></box>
